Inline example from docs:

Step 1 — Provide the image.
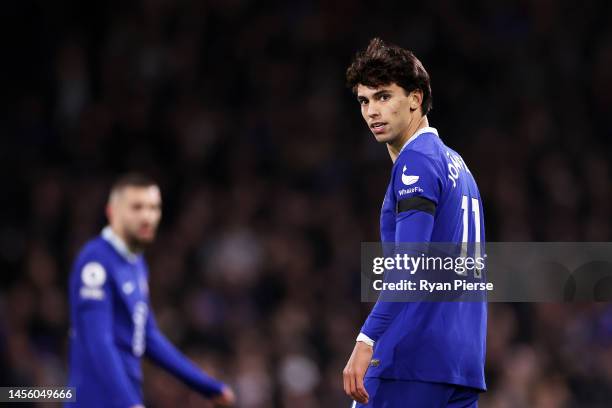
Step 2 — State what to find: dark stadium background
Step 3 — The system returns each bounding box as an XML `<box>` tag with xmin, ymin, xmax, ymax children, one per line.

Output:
<box><xmin>2</xmin><ymin>1</ymin><xmax>612</xmax><ymax>407</ymax></box>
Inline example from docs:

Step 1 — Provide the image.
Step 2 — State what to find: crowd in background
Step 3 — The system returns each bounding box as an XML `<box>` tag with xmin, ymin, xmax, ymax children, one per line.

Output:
<box><xmin>2</xmin><ymin>0</ymin><xmax>612</xmax><ymax>406</ymax></box>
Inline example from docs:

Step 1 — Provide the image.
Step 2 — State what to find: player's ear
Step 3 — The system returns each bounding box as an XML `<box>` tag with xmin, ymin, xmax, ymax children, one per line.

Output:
<box><xmin>409</xmin><ymin>90</ymin><xmax>423</xmax><ymax>113</ymax></box>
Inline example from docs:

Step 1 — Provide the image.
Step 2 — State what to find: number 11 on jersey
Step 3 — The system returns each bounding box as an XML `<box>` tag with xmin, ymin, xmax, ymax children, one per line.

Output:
<box><xmin>461</xmin><ymin>195</ymin><xmax>482</xmax><ymax>278</ymax></box>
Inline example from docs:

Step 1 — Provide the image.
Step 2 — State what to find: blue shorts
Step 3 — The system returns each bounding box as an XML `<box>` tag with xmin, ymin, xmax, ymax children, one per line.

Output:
<box><xmin>352</xmin><ymin>378</ymin><xmax>479</xmax><ymax>408</ymax></box>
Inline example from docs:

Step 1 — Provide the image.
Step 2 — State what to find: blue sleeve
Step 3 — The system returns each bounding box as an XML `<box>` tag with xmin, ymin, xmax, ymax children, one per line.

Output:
<box><xmin>73</xmin><ymin>260</ymin><xmax>143</xmax><ymax>407</ymax></box>
<box><xmin>361</xmin><ymin>150</ymin><xmax>439</xmax><ymax>341</ymax></box>
<box><xmin>145</xmin><ymin>312</ymin><xmax>225</xmax><ymax>397</ymax></box>
<box><xmin>360</xmin><ymin>213</ymin><xmax>434</xmax><ymax>341</ymax></box>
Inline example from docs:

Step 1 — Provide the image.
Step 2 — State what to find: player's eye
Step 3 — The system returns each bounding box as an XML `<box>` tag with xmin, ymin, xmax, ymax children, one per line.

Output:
<box><xmin>380</xmin><ymin>94</ymin><xmax>391</xmax><ymax>101</ymax></box>
<box><xmin>358</xmin><ymin>98</ymin><xmax>368</xmax><ymax>105</ymax></box>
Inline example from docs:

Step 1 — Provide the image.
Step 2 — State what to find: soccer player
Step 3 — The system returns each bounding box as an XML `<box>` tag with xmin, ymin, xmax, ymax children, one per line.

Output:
<box><xmin>342</xmin><ymin>39</ymin><xmax>487</xmax><ymax>407</ymax></box>
<box><xmin>66</xmin><ymin>174</ymin><xmax>235</xmax><ymax>407</ymax></box>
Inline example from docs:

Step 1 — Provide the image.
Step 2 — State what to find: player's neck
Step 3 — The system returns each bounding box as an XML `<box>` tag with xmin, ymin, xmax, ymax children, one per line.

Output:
<box><xmin>387</xmin><ymin>115</ymin><xmax>429</xmax><ymax>163</ymax></box>
<box><xmin>108</xmin><ymin>225</ymin><xmax>142</xmax><ymax>255</ymax></box>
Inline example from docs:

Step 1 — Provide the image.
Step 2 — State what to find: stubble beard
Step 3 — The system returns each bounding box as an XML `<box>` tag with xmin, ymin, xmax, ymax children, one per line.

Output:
<box><xmin>124</xmin><ymin>229</ymin><xmax>156</xmax><ymax>253</ymax></box>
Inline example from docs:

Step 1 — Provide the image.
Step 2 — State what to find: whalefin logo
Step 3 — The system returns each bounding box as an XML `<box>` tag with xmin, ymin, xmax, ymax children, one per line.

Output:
<box><xmin>401</xmin><ymin>166</ymin><xmax>419</xmax><ymax>186</ymax></box>
<box><xmin>398</xmin><ymin>186</ymin><xmax>424</xmax><ymax>196</ymax></box>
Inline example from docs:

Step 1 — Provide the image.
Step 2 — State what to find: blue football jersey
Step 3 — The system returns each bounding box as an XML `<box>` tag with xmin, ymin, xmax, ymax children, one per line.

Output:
<box><xmin>362</xmin><ymin>127</ymin><xmax>487</xmax><ymax>390</ymax></box>
<box><xmin>66</xmin><ymin>227</ymin><xmax>223</xmax><ymax>408</ymax></box>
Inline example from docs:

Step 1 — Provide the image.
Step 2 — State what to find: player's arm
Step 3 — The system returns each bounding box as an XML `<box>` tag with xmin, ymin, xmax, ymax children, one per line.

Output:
<box><xmin>344</xmin><ymin>213</ymin><xmax>434</xmax><ymax>403</ymax></box>
<box><xmin>361</xmin><ymin>150</ymin><xmax>442</xmax><ymax>342</ymax></box>
<box><xmin>358</xmin><ymin>211</ymin><xmax>434</xmax><ymax>338</ymax></box>
<box><xmin>360</xmin><ymin>150</ymin><xmax>439</xmax><ymax>342</ymax></box>
<box><xmin>74</xmin><ymin>260</ymin><xmax>143</xmax><ymax>407</ymax></box>
<box><xmin>344</xmin><ymin>151</ymin><xmax>439</xmax><ymax>403</ymax></box>
<box><xmin>144</xmin><ymin>310</ymin><xmax>235</xmax><ymax>405</ymax></box>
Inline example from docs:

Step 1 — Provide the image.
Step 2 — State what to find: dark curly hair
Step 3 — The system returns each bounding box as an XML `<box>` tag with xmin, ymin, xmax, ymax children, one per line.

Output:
<box><xmin>346</xmin><ymin>38</ymin><xmax>432</xmax><ymax>115</ymax></box>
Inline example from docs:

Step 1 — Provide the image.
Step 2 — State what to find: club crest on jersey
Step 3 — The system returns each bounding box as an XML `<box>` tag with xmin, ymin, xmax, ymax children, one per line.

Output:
<box><xmin>122</xmin><ymin>281</ymin><xmax>135</xmax><ymax>295</ymax></box>
<box><xmin>401</xmin><ymin>166</ymin><xmax>419</xmax><ymax>186</ymax></box>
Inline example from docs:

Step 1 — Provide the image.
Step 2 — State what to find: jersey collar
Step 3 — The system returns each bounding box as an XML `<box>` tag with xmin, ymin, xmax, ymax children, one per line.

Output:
<box><xmin>398</xmin><ymin>126</ymin><xmax>439</xmax><ymax>155</ymax></box>
<box><xmin>102</xmin><ymin>226</ymin><xmax>139</xmax><ymax>263</ymax></box>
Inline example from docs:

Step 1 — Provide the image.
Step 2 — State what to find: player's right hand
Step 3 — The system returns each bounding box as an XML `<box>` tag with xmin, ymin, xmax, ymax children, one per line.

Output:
<box><xmin>211</xmin><ymin>385</ymin><xmax>236</xmax><ymax>406</ymax></box>
<box><xmin>343</xmin><ymin>341</ymin><xmax>373</xmax><ymax>404</ymax></box>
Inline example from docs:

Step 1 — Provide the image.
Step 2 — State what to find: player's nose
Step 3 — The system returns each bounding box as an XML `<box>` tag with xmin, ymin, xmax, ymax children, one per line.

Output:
<box><xmin>141</xmin><ymin>210</ymin><xmax>156</xmax><ymax>224</ymax></box>
<box><xmin>366</xmin><ymin>104</ymin><xmax>380</xmax><ymax>118</ymax></box>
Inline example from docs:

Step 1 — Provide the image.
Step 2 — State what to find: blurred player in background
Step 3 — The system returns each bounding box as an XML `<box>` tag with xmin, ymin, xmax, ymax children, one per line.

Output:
<box><xmin>65</xmin><ymin>174</ymin><xmax>235</xmax><ymax>407</ymax></box>
<box><xmin>342</xmin><ymin>39</ymin><xmax>487</xmax><ymax>407</ymax></box>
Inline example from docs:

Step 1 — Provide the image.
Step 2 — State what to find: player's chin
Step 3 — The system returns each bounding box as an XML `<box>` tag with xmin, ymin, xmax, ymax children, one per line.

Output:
<box><xmin>372</xmin><ymin>132</ymin><xmax>393</xmax><ymax>143</ymax></box>
<box><xmin>136</xmin><ymin>231</ymin><xmax>157</xmax><ymax>244</ymax></box>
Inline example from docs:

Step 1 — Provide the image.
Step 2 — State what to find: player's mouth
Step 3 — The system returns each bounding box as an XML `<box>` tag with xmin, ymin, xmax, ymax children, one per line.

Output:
<box><xmin>370</xmin><ymin>122</ymin><xmax>387</xmax><ymax>134</ymax></box>
<box><xmin>138</xmin><ymin>226</ymin><xmax>155</xmax><ymax>238</ymax></box>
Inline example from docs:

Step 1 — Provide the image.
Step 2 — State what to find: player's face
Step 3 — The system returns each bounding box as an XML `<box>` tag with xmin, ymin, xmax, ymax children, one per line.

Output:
<box><xmin>112</xmin><ymin>186</ymin><xmax>162</xmax><ymax>248</ymax></box>
<box><xmin>357</xmin><ymin>83</ymin><xmax>417</xmax><ymax>144</ymax></box>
